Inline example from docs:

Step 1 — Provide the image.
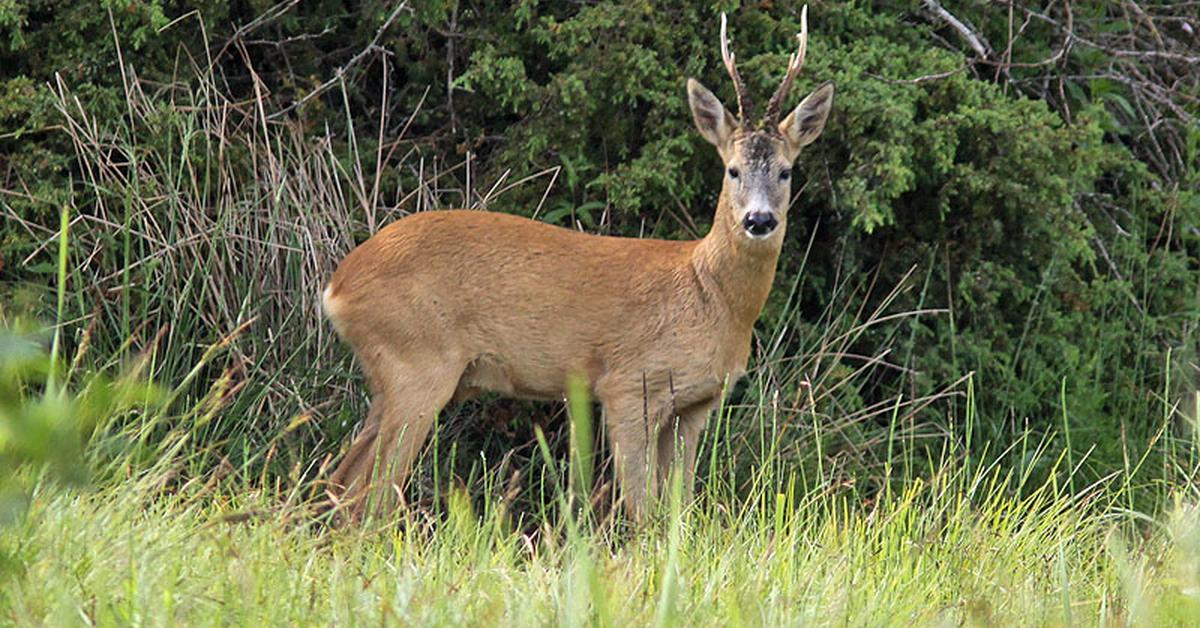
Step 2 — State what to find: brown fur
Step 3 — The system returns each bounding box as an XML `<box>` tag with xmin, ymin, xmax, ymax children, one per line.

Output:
<box><xmin>323</xmin><ymin>24</ymin><xmax>834</xmax><ymax>522</ymax></box>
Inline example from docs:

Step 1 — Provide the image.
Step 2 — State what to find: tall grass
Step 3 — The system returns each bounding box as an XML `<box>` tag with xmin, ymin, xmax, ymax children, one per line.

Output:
<box><xmin>3</xmin><ymin>358</ymin><xmax>1200</xmax><ymax>624</ymax></box>
<box><xmin>3</xmin><ymin>20</ymin><xmax>1200</xmax><ymax>626</ymax></box>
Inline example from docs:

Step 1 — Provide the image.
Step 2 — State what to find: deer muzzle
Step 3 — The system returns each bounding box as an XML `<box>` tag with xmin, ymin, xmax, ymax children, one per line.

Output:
<box><xmin>742</xmin><ymin>211</ymin><xmax>779</xmax><ymax>238</ymax></box>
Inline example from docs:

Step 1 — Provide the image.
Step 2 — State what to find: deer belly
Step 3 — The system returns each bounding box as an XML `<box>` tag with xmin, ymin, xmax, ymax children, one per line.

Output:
<box><xmin>456</xmin><ymin>354</ymin><xmax>568</xmax><ymax>402</ymax></box>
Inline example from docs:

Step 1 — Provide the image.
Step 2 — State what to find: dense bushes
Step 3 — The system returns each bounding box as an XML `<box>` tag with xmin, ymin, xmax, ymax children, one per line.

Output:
<box><xmin>1</xmin><ymin>1</ymin><xmax>1197</xmax><ymax>501</ymax></box>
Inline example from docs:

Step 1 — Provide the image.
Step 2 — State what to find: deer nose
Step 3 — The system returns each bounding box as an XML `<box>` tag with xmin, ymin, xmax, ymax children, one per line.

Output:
<box><xmin>742</xmin><ymin>212</ymin><xmax>779</xmax><ymax>237</ymax></box>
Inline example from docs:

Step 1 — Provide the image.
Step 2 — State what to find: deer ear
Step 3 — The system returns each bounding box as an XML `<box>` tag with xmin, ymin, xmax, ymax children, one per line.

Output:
<box><xmin>779</xmin><ymin>82</ymin><xmax>834</xmax><ymax>155</ymax></box>
<box><xmin>688</xmin><ymin>78</ymin><xmax>737</xmax><ymax>148</ymax></box>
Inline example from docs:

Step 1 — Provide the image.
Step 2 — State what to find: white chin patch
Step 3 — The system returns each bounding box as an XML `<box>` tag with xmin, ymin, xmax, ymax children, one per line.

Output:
<box><xmin>743</xmin><ymin>228</ymin><xmax>775</xmax><ymax>240</ymax></box>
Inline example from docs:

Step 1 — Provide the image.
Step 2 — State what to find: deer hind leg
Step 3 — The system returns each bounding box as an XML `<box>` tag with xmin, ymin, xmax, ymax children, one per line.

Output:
<box><xmin>327</xmin><ymin>352</ymin><xmax>390</xmax><ymax>506</ymax></box>
<box><xmin>656</xmin><ymin>399</ymin><xmax>713</xmax><ymax>500</ymax></box>
<box><xmin>327</xmin><ymin>401</ymin><xmax>384</xmax><ymax>505</ymax></box>
<box><xmin>330</xmin><ymin>351</ymin><xmax>464</xmax><ymax>521</ymax></box>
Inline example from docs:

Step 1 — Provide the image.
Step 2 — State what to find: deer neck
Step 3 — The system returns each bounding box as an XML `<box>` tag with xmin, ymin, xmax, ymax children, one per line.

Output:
<box><xmin>692</xmin><ymin>191</ymin><xmax>783</xmax><ymax>328</ymax></box>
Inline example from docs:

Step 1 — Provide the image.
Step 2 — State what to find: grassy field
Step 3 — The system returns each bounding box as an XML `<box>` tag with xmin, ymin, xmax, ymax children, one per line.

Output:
<box><xmin>3</xmin><ymin>413</ymin><xmax>1200</xmax><ymax>625</ymax></box>
<box><xmin>3</xmin><ymin>315</ymin><xmax>1199</xmax><ymax>625</ymax></box>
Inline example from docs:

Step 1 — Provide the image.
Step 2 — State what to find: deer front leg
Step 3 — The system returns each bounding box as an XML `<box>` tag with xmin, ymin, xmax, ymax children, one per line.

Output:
<box><xmin>600</xmin><ymin>393</ymin><xmax>660</xmax><ymax>521</ymax></box>
<box><xmin>657</xmin><ymin>399</ymin><xmax>713</xmax><ymax>500</ymax></box>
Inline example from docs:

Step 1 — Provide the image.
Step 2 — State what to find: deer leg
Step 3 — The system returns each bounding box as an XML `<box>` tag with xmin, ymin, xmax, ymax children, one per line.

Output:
<box><xmin>656</xmin><ymin>399</ymin><xmax>713</xmax><ymax>500</ymax></box>
<box><xmin>328</xmin><ymin>349</ymin><xmax>393</xmax><ymax>500</ymax></box>
<box><xmin>328</xmin><ymin>402</ymin><xmax>384</xmax><ymax>501</ymax></box>
<box><xmin>599</xmin><ymin>391</ymin><xmax>663</xmax><ymax>521</ymax></box>
<box><xmin>330</xmin><ymin>357</ymin><xmax>463</xmax><ymax>521</ymax></box>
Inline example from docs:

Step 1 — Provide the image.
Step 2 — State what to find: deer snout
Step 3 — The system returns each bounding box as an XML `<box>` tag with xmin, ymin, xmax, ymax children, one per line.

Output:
<box><xmin>742</xmin><ymin>211</ymin><xmax>779</xmax><ymax>238</ymax></box>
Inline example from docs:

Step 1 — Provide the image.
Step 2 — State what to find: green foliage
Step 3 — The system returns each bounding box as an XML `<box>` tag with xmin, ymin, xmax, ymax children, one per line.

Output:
<box><xmin>0</xmin><ymin>324</ymin><xmax>162</xmax><ymax>531</ymax></box>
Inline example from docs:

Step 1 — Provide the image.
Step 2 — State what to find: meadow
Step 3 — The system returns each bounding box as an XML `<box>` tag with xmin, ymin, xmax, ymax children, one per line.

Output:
<box><xmin>2</xmin><ymin>1</ymin><xmax>1198</xmax><ymax>625</ymax></box>
<box><xmin>4</xmin><ymin>325</ymin><xmax>1200</xmax><ymax>624</ymax></box>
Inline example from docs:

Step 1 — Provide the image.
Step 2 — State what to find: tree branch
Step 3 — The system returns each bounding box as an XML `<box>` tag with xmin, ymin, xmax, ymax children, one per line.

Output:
<box><xmin>921</xmin><ymin>0</ymin><xmax>993</xmax><ymax>60</ymax></box>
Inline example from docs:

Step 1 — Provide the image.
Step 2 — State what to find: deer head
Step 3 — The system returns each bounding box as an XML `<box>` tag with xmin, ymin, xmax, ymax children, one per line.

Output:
<box><xmin>688</xmin><ymin>6</ymin><xmax>834</xmax><ymax>242</ymax></box>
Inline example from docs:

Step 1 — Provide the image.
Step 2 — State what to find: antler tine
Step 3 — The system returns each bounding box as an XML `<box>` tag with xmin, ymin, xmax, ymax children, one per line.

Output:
<box><xmin>763</xmin><ymin>4</ymin><xmax>809</xmax><ymax>124</ymax></box>
<box><xmin>719</xmin><ymin>12</ymin><xmax>753</xmax><ymax>123</ymax></box>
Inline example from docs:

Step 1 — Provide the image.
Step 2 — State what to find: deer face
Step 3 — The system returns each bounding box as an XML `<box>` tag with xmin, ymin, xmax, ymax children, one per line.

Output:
<box><xmin>687</xmin><ymin>8</ymin><xmax>833</xmax><ymax>242</ymax></box>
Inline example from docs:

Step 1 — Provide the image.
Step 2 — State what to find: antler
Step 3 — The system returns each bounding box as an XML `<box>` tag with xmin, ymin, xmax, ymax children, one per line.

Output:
<box><xmin>763</xmin><ymin>4</ymin><xmax>809</xmax><ymax>125</ymax></box>
<box><xmin>719</xmin><ymin>12</ymin><xmax>753</xmax><ymax>124</ymax></box>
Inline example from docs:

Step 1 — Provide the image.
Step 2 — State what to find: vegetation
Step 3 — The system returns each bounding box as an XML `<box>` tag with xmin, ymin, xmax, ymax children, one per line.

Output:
<box><xmin>0</xmin><ymin>0</ymin><xmax>1198</xmax><ymax>623</ymax></box>
<box><xmin>3</xmin><ymin>315</ymin><xmax>1200</xmax><ymax>624</ymax></box>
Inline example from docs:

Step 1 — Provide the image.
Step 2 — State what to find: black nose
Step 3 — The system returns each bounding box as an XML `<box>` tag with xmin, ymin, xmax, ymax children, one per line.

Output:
<box><xmin>742</xmin><ymin>212</ymin><xmax>778</xmax><ymax>237</ymax></box>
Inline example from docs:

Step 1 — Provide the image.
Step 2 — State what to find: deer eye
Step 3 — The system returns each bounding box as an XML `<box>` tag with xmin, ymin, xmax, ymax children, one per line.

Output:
<box><xmin>728</xmin><ymin>167</ymin><xmax>740</xmax><ymax>179</ymax></box>
<box><xmin>779</xmin><ymin>169</ymin><xmax>791</xmax><ymax>181</ymax></box>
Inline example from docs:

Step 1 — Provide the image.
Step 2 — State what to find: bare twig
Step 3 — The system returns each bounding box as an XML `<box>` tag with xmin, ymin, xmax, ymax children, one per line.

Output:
<box><xmin>213</xmin><ymin>0</ymin><xmax>302</xmax><ymax>66</ymax></box>
<box><xmin>868</xmin><ymin>63</ymin><xmax>971</xmax><ymax>85</ymax></box>
<box><xmin>268</xmin><ymin>2</ymin><xmax>409</xmax><ymax>121</ymax></box>
<box><xmin>245</xmin><ymin>26</ymin><xmax>336</xmax><ymax>49</ymax></box>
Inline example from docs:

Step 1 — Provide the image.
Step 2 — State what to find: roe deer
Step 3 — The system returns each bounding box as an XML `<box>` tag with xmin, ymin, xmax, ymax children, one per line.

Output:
<box><xmin>323</xmin><ymin>7</ymin><xmax>833</xmax><ymax>521</ymax></box>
